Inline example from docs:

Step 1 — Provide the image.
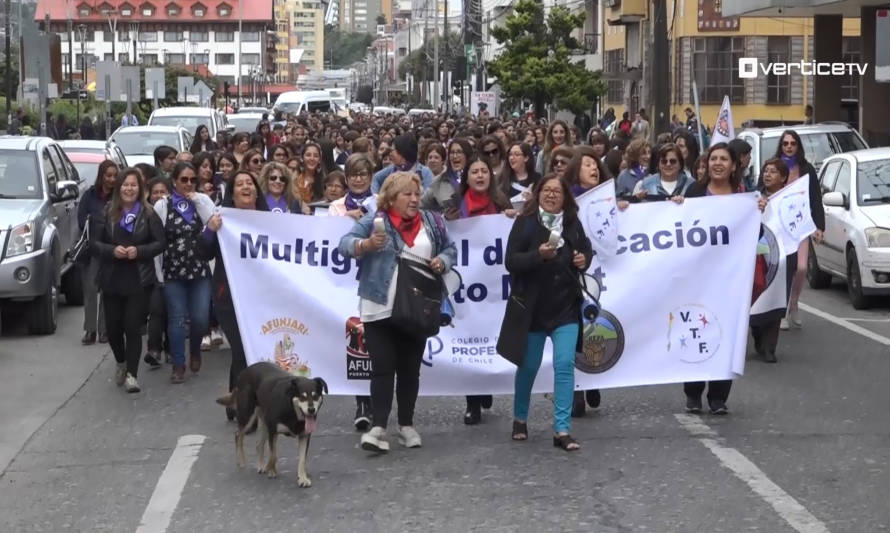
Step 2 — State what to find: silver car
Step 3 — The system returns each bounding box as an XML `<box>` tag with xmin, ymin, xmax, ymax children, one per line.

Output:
<box><xmin>808</xmin><ymin>147</ymin><xmax>890</xmax><ymax>309</ymax></box>
<box><xmin>0</xmin><ymin>136</ymin><xmax>84</xmax><ymax>334</ymax></box>
<box><xmin>109</xmin><ymin>126</ymin><xmax>193</xmax><ymax>167</ymax></box>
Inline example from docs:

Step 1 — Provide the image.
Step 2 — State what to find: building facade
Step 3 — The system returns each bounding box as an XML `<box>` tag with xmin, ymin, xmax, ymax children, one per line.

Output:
<box><xmin>36</xmin><ymin>0</ymin><xmax>274</xmax><ymax>87</ymax></box>
<box><xmin>601</xmin><ymin>0</ymin><xmax>861</xmax><ymax>128</ymax></box>
<box><xmin>274</xmin><ymin>0</ymin><xmax>325</xmax><ymax>82</ymax></box>
<box><xmin>340</xmin><ymin>0</ymin><xmax>391</xmax><ymax>33</ymax></box>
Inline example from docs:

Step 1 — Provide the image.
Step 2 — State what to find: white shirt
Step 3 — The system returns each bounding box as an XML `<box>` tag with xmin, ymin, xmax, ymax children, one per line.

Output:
<box><xmin>359</xmin><ymin>229</ymin><xmax>433</xmax><ymax>323</ymax></box>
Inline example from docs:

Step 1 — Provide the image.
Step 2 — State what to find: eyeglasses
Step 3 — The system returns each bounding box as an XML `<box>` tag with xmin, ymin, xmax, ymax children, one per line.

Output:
<box><xmin>178</xmin><ymin>177</ymin><xmax>197</xmax><ymax>184</ymax></box>
<box><xmin>250</xmin><ymin>158</ymin><xmax>263</xmax><ymax>164</ymax></box>
<box><xmin>348</xmin><ymin>171</ymin><xmax>370</xmax><ymax>180</ymax></box>
<box><xmin>483</xmin><ymin>148</ymin><xmax>500</xmax><ymax>157</ymax></box>
<box><xmin>782</xmin><ymin>140</ymin><xmax>798</xmax><ymax>147</ymax></box>
<box><xmin>267</xmin><ymin>175</ymin><xmax>285</xmax><ymax>183</ymax></box>
<box><xmin>554</xmin><ymin>159</ymin><xmax>569</xmax><ymax>167</ymax></box>
<box><xmin>661</xmin><ymin>158</ymin><xmax>679</xmax><ymax>165</ymax></box>
<box><xmin>541</xmin><ymin>188</ymin><xmax>563</xmax><ymax>196</ymax></box>
<box><xmin>449</xmin><ymin>150</ymin><xmax>464</xmax><ymax>156</ymax></box>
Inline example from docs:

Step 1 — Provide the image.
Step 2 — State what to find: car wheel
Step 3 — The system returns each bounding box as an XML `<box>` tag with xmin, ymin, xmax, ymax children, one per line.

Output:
<box><xmin>28</xmin><ymin>281</ymin><xmax>58</xmax><ymax>335</ymax></box>
<box><xmin>61</xmin><ymin>264</ymin><xmax>84</xmax><ymax>306</ymax></box>
<box><xmin>846</xmin><ymin>248</ymin><xmax>871</xmax><ymax>310</ymax></box>
<box><xmin>806</xmin><ymin>241</ymin><xmax>832</xmax><ymax>289</ymax></box>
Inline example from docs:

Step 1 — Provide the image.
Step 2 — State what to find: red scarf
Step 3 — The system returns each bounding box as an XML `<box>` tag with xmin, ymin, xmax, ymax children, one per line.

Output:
<box><xmin>386</xmin><ymin>209</ymin><xmax>423</xmax><ymax>247</ymax></box>
<box><xmin>461</xmin><ymin>188</ymin><xmax>498</xmax><ymax>218</ymax></box>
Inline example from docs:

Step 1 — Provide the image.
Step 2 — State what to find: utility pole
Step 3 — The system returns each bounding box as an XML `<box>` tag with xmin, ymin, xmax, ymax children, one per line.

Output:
<box><xmin>67</xmin><ymin>3</ymin><xmax>74</xmax><ymax>90</ymax></box>
<box><xmin>237</xmin><ymin>0</ymin><xmax>243</xmax><ymax>105</ymax></box>
<box><xmin>422</xmin><ymin>0</ymin><xmax>429</xmax><ymax>105</ymax></box>
<box><xmin>651</xmin><ymin>0</ymin><xmax>669</xmax><ymax>141</ymax></box>
<box><xmin>5</xmin><ymin>0</ymin><xmax>11</xmax><ymax>128</ymax></box>
<box><xmin>433</xmin><ymin>0</ymin><xmax>439</xmax><ymax>111</ymax></box>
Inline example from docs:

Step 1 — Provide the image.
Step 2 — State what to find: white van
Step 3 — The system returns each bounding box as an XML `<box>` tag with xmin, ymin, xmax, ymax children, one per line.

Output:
<box><xmin>273</xmin><ymin>91</ymin><xmax>335</xmax><ymax>115</ymax></box>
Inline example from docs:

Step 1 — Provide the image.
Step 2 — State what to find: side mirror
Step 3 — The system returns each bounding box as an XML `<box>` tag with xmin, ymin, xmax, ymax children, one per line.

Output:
<box><xmin>53</xmin><ymin>180</ymin><xmax>79</xmax><ymax>202</ymax></box>
<box><xmin>823</xmin><ymin>191</ymin><xmax>847</xmax><ymax>208</ymax></box>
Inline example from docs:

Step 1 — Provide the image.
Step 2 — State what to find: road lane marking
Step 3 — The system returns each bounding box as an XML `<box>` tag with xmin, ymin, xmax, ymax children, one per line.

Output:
<box><xmin>675</xmin><ymin>415</ymin><xmax>829</xmax><ymax>533</ymax></box>
<box><xmin>838</xmin><ymin>317</ymin><xmax>890</xmax><ymax>323</ymax></box>
<box><xmin>136</xmin><ymin>434</ymin><xmax>206</xmax><ymax>533</ymax></box>
<box><xmin>800</xmin><ymin>302</ymin><xmax>890</xmax><ymax>346</ymax></box>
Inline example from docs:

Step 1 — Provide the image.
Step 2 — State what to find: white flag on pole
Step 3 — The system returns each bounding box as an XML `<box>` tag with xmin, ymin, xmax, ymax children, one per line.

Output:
<box><xmin>763</xmin><ymin>174</ymin><xmax>817</xmax><ymax>253</ymax></box>
<box><xmin>710</xmin><ymin>95</ymin><xmax>735</xmax><ymax>146</ymax></box>
<box><xmin>576</xmin><ymin>180</ymin><xmax>619</xmax><ymax>257</ymax></box>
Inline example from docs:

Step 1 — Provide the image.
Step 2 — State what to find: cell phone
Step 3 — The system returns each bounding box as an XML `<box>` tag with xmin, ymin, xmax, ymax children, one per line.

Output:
<box><xmin>548</xmin><ymin>230</ymin><xmax>561</xmax><ymax>247</ymax></box>
<box><xmin>373</xmin><ymin>218</ymin><xmax>385</xmax><ymax>233</ymax></box>
<box><xmin>442</xmin><ymin>198</ymin><xmax>459</xmax><ymax>211</ymax></box>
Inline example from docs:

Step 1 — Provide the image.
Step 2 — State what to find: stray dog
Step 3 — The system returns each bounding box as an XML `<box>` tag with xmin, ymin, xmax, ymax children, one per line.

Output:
<box><xmin>217</xmin><ymin>362</ymin><xmax>328</xmax><ymax>487</ymax></box>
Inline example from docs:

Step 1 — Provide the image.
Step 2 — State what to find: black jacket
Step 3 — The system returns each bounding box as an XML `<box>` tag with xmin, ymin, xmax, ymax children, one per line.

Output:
<box><xmin>497</xmin><ymin>213</ymin><xmax>593</xmax><ymax>365</ymax></box>
<box><xmin>77</xmin><ymin>186</ymin><xmax>111</xmax><ymax>230</ymax></box>
<box><xmin>91</xmin><ymin>205</ymin><xmax>166</xmax><ymax>289</ymax></box>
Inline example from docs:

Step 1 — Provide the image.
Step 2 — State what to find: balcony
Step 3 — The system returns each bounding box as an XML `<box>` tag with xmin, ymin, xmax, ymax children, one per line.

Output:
<box><xmin>606</xmin><ymin>0</ymin><xmax>647</xmax><ymax>25</ymax></box>
<box><xmin>583</xmin><ymin>33</ymin><xmax>599</xmax><ymax>54</ymax></box>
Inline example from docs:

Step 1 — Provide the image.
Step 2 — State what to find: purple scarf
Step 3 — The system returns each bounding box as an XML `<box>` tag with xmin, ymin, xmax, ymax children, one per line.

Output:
<box><xmin>171</xmin><ymin>191</ymin><xmax>196</xmax><ymax>224</ymax></box>
<box><xmin>120</xmin><ymin>202</ymin><xmax>141</xmax><ymax>233</ymax></box>
<box><xmin>781</xmin><ymin>154</ymin><xmax>798</xmax><ymax>171</ymax></box>
<box><xmin>571</xmin><ymin>184</ymin><xmax>591</xmax><ymax>198</ymax></box>
<box><xmin>631</xmin><ymin>164</ymin><xmax>646</xmax><ymax>179</ymax></box>
<box><xmin>344</xmin><ymin>189</ymin><xmax>372</xmax><ymax>212</ymax></box>
<box><xmin>265</xmin><ymin>193</ymin><xmax>289</xmax><ymax>213</ymax></box>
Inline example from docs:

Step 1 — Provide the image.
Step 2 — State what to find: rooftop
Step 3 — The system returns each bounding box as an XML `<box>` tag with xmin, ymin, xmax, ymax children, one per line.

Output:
<box><xmin>35</xmin><ymin>0</ymin><xmax>273</xmax><ymax>23</ymax></box>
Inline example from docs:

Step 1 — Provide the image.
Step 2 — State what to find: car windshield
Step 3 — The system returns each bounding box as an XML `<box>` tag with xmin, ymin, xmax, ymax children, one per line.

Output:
<box><xmin>149</xmin><ymin>116</ymin><xmax>209</xmax><ymax>134</ymax></box>
<box><xmin>111</xmin><ymin>131</ymin><xmax>181</xmax><ymax>155</ymax></box>
<box><xmin>62</xmin><ymin>146</ymin><xmax>104</xmax><ymax>156</ymax></box>
<box><xmin>72</xmin><ymin>162</ymin><xmax>101</xmax><ymax>188</ymax></box>
<box><xmin>761</xmin><ymin>133</ymin><xmax>837</xmax><ymax>168</ymax></box>
<box><xmin>834</xmin><ymin>131</ymin><xmax>867</xmax><ymax>153</ymax></box>
<box><xmin>0</xmin><ymin>150</ymin><xmax>40</xmax><ymax>199</ymax></box>
<box><xmin>275</xmin><ymin>102</ymin><xmax>302</xmax><ymax>115</ymax></box>
<box><xmin>856</xmin><ymin>159</ymin><xmax>890</xmax><ymax>205</ymax></box>
<box><xmin>227</xmin><ymin>116</ymin><xmax>262</xmax><ymax>133</ymax></box>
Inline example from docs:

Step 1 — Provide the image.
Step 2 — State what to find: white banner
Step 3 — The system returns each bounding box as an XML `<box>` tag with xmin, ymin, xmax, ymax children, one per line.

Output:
<box><xmin>217</xmin><ymin>196</ymin><xmax>760</xmax><ymax>396</ymax></box>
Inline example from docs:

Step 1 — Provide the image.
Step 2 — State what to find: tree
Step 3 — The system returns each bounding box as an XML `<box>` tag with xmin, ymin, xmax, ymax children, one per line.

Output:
<box><xmin>376</xmin><ymin>14</ymin><xmax>387</xmax><ymax>26</ymax></box>
<box><xmin>324</xmin><ymin>27</ymin><xmax>374</xmax><ymax>69</ymax></box>
<box><xmin>397</xmin><ymin>32</ymin><xmax>462</xmax><ymax>83</ymax></box>
<box><xmin>486</xmin><ymin>0</ymin><xmax>604</xmax><ymax>118</ymax></box>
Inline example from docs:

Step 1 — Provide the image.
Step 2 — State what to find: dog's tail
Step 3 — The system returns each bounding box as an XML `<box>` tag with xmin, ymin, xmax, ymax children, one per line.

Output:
<box><xmin>216</xmin><ymin>391</ymin><xmax>236</xmax><ymax>407</ymax></box>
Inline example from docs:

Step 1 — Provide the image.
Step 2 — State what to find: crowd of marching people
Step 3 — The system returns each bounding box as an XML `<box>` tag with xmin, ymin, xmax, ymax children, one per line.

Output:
<box><xmin>76</xmin><ymin>104</ymin><xmax>820</xmax><ymax>451</ymax></box>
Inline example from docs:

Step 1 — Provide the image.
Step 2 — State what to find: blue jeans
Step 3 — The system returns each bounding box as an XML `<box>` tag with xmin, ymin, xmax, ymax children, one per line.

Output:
<box><xmin>164</xmin><ymin>278</ymin><xmax>211</xmax><ymax>367</ymax></box>
<box><xmin>513</xmin><ymin>323</ymin><xmax>579</xmax><ymax>434</ymax></box>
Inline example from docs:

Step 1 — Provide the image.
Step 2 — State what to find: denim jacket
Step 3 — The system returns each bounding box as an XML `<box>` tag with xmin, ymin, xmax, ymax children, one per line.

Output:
<box><xmin>636</xmin><ymin>172</ymin><xmax>696</xmax><ymax>197</ymax></box>
<box><xmin>338</xmin><ymin>209</ymin><xmax>458</xmax><ymax>305</ymax></box>
<box><xmin>371</xmin><ymin>163</ymin><xmax>434</xmax><ymax>194</ymax></box>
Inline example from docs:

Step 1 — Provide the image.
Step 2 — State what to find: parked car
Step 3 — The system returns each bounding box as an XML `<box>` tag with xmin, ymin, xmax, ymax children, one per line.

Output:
<box><xmin>66</xmin><ymin>152</ymin><xmax>108</xmax><ymax>188</ymax></box>
<box><xmin>737</xmin><ymin>122</ymin><xmax>868</xmax><ymax>187</ymax></box>
<box><xmin>109</xmin><ymin>126</ymin><xmax>193</xmax><ymax>166</ymax></box>
<box><xmin>58</xmin><ymin>139</ymin><xmax>128</xmax><ymax>168</ymax></box>
<box><xmin>0</xmin><ymin>136</ymin><xmax>84</xmax><ymax>334</ymax></box>
<box><xmin>148</xmin><ymin>107</ymin><xmax>232</xmax><ymax>138</ymax></box>
<box><xmin>273</xmin><ymin>91</ymin><xmax>335</xmax><ymax>115</ymax></box>
<box><xmin>236</xmin><ymin>107</ymin><xmax>271</xmax><ymax>115</ymax></box>
<box><xmin>225</xmin><ymin>112</ymin><xmax>265</xmax><ymax>134</ymax></box>
<box><xmin>808</xmin><ymin>147</ymin><xmax>890</xmax><ymax>309</ymax></box>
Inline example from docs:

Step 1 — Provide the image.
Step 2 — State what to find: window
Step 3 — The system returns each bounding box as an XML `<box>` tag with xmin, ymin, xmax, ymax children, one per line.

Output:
<box><xmin>820</xmin><ymin>161</ymin><xmax>840</xmax><ymax>193</ymax></box>
<box><xmin>194</xmin><ymin>8</ymin><xmax>205</xmax><ymax>17</ymax></box>
<box><xmin>766</xmin><ymin>37</ymin><xmax>790</xmax><ymax>104</ymax></box>
<box><xmin>842</xmin><ymin>37</ymin><xmax>860</xmax><ymax>100</ymax></box>
<box><xmin>118</xmin><ymin>52</ymin><xmax>128</xmax><ymax>63</ymax></box>
<box><xmin>166</xmin><ymin>53</ymin><xmax>185</xmax><ymax>64</ymax></box>
<box><xmin>78</xmin><ymin>29</ymin><xmax>96</xmax><ymax>41</ymax></box>
<box><xmin>242</xmin><ymin>31</ymin><xmax>261</xmax><ymax>42</ymax></box>
<box><xmin>604</xmin><ymin>49</ymin><xmax>624</xmax><ymax>104</ymax></box>
<box><xmin>192</xmin><ymin>53</ymin><xmax>209</xmax><ymax>64</ymax></box>
<box><xmin>216</xmin><ymin>31</ymin><xmax>234</xmax><ymax>42</ymax></box>
<box><xmin>242</xmin><ymin>53</ymin><xmax>260</xmax><ymax>65</ymax></box>
<box><xmin>216</xmin><ymin>53</ymin><xmax>235</xmax><ymax>64</ymax></box>
<box><xmin>141</xmin><ymin>5</ymin><xmax>154</xmax><ymax>16</ymax></box>
<box><xmin>190</xmin><ymin>31</ymin><xmax>209</xmax><ymax>42</ymax></box>
<box><xmin>142</xmin><ymin>53</ymin><xmax>158</xmax><ymax>65</ymax></box>
<box><xmin>168</xmin><ymin>7</ymin><xmax>179</xmax><ymax>16</ymax></box>
<box><xmin>834</xmin><ymin>162</ymin><xmax>851</xmax><ymax>200</ymax></box>
<box><xmin>692</xmin><ymin>37</ymin><xmax>745</xmax><ymax>104</ymax></box>
<box><xmin>164</xmin><ymin>31</ymin><xmax>184</xmax><ymax>42</ymax></box>
<box><xmin>138</xmin><ymin>31</ymin><xmax>157</xmax><ymax>42</ymax></box>
<box><xmin>79</xmin><ymin>7</ymin><xmax>91</xmax><ymax>17</ymax></box>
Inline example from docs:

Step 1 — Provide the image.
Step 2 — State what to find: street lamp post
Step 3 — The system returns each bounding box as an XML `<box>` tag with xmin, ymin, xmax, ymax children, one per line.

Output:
<box><xmin>103</xmin><ymin>9</ymin><xmax>118</xmax><ymax>61</ymax></box>
<box><xmin>77</xmin><ymin>24</ymin><xmax>86</xmax><ymax>132</ymax></box>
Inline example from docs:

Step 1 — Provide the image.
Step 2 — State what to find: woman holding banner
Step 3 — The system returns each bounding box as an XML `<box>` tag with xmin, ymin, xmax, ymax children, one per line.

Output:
<box><xmin>201</xmin><ymin>170</ymin><xmax>269</xmax><ymax>420</ymax></box>
<box><xmin>456</xmin><ymin>155</ymin><xmax>514</xmax><ymax>425</ymax></box>
<box><xmin>772</xmin><ymin>130</ymin><xmax>824</xmax><ymax>330</ymax></box>
<box><xmin>338</xmin><ymin>172</ymin><xmax>457</xmax><ymax>453</ymax></box>
<box><xmin>682</xmin><ymin>142</ymin><xmax>767</xmax><ymax>414</ymax></box>
<box><xmin>498</xmin><ymin>175</ymin><xmax>593</xmax><ymax>451</ymax></box>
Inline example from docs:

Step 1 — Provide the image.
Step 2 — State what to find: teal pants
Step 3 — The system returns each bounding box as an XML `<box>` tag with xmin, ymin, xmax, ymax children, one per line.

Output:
<box><xmin>512</xmin><ymin>323</ymin><xmax>579</xmax><ymax>434</ymax></box>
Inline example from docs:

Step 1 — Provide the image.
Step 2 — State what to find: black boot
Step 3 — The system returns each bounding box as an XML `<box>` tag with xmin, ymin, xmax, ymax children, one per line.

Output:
<box><xmin>464</xmin><ymin>396</ymin><xmax>482</xmax><ymax>425</ymax></box>
<box><xmin>585</xmin><ymin>389</ymin><xmax>601</xmax><ymax>409</ymax></box>
<box><xmin>571</xmin><ymin>391</ymin><xmax>586</xmax><ymax>418</ymax></box>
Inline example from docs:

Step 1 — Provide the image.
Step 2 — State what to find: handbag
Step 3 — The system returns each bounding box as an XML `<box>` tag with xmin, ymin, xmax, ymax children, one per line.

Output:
<box><xmin>390</xmin><ymin>256</ymin><xmax>445</xmax><ymax>339</ymax></box>
<box><xmin>70</xmin><ymin>215</ymin><xmax>91</xmax><ymax>265</ymax></box>
<box><xmin>496</xmin><ymin>292</ymin><xmax>533</xmax><ymax>366</ymax></box>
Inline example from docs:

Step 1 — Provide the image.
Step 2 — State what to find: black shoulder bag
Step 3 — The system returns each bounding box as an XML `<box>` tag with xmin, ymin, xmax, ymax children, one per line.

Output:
<box><xmin>390</xmin><ymin>253</ymin><xmax>445</xmax><ymax>339</ymax></box>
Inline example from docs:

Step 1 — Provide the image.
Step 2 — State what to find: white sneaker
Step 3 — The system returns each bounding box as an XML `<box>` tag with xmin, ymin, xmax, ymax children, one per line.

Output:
<box><xmin>360</xmin><ymin>426</ymin><xmax>390</xmax><ymax>453</ymax></box>
<box><xmin>200</xmin><ymin>335</ymin><xmax>212</xmax><ymax>351</ymax></box>
<box><xmin>787</xmin><ymin>307</ymin><xmax>803</xmax><ymax>329</ymax></box>
<box><xmin>779</xmin><ymin>318</ymin><xmax>790</xmax><ymax>331</ymax></box>
<box><xmin>210</xmin><ymin>328</ymin><xmax>224</xmax><ymax>346</ymax></box>
<box><xmin>398</xmin><ymin>426</ymin><xmax>422</xmax><ymax>448</ymax></box>
<box><xmin>124</xmin><ymin>373</ymin><xmax>141</xmax><ymax>393</ymax></box>
<box><xmin>115</xmin><ymin>363</ymin><xmax>127</xmax><ymax>387</ymax></box>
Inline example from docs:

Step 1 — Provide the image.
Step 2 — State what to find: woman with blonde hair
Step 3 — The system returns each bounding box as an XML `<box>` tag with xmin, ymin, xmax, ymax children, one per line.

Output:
<box><xmin>259</xmin><ymin>161</ymin><xmax>305</xmax><ymax>214</ymax></box>
<box><xmin>615</xmin><ymin>138</ymin><xmax>652</xmax><ymax>196</ymax></box>
<box><xmin>338</xmin><ymin>171</ymin><xmax>457</xmax><ymax>453</ymax></box>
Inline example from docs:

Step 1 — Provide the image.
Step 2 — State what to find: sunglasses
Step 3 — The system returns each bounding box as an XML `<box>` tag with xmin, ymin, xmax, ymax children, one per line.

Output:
<box><xmin>178</xmin><ymin>177</ymin><xmax>197</xmax><ymax>184</ymax></box>
<box><xmin>267</xmin><ymin>175</ymin><xmax>285</xmax><ymax>183</ymax></box>
<box><xmin>661</xmin><ymin>158</ymin><xmax>679</xmax><ymax>165</ymax></box>
<box><xmin>483</xmin><ymin>148</ymin><xmax>500</xmax><ymax>157</ymax></box>
<box><xmin>783</xmin><ymin>140</ymin><xmax>798</xmax><ymax>147</ymax></box>
<box><xmin>554</xmin><ymin>159</ymin><xmax>569</xmax><ymax>167</ymax></box>
<box><xmin>250</xmin><ymin>158</ymin><xmax>263</xmax><ymax>164</ymax></box>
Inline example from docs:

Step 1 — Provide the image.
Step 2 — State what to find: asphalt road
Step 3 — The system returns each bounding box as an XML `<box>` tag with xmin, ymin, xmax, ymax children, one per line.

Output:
<box><xmin>1</xmin><ymin>283</ymin><xmax>889</xmax><ymax>533</ymax></box>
